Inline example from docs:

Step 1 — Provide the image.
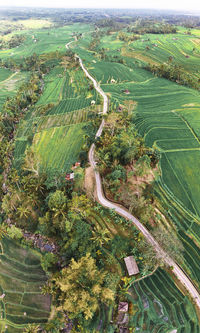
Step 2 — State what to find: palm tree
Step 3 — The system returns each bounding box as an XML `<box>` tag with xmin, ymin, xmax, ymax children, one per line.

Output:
<box><xmin>23</xmin><ymin>324</ymin><xmax>40</xmax><ymax>333</ymax></box>
<box><xmin>17</xmin><ymin>205</ymin><xmax>31</xmax><ymax>219</ymax></box>
<box><xmin>91</xmin><ymin>225</ymin><xmax>111</xmax><ymax>247</ymax></box>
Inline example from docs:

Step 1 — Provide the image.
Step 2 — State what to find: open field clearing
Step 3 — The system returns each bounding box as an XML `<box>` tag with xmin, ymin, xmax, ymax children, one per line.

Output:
<box><xmin>33</xmin><ymin>122</ymin><xmax>89</xmax><ymax>170</ymax></box>
<box><xmin>17</xmin><ymin>19</ymin><xmax>53</xmax><ymax>29</ymax></box>
<box><xmin>0</xmin><ymin>19</ymin><xmax>53</xmax><ymax>36</ymax></box>
<box><xmin>0</xmin><ymin>237</ymin><xmax>50</xmax><ymax>332</ymax></box>
<box><xmin>0</xmin><ymin>70</ymin><xmax>30</xmax><ymax>112</ymax></box>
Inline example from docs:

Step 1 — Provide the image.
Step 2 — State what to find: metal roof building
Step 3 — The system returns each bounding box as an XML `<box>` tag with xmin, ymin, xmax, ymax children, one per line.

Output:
<box><xmin>124</xmin><ymin>256</ymin><xmax>139</xmax><ymax>276</ymax></box>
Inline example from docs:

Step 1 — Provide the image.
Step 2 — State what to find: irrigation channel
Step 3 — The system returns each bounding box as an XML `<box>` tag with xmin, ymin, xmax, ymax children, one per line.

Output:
<box><xmin>66</xmin><ymin>41</ymin><xmax>200</xmax><ymax>310</ymax></box>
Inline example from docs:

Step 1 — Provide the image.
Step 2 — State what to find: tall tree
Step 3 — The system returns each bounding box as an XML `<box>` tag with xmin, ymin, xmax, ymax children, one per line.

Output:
<box><xmin>55</xmin><ymin>253</ymin><xmax>114</xmax><ymax>320</ymax></box>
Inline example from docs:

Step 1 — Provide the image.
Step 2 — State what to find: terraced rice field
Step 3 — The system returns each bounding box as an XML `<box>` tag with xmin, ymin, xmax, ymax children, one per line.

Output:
<box><xmin>0</xmin><ymin>23</ymin><xmax>92</xmax><ymax>60</ymax></box>
<box><xmin>15</xmin><ymin>60</ymin><xmax>100</xmax><ymax>170</ymax></box>
<box><xmin>33</xmin><ymin>123</ymin><xmax>87</xmax><ymax>170</ymax></box>
<box><xmin>124</xmin><ymin>31</ymin><xmax>200</xmax><ymax>80</ymax></box>
<box><xmin>101</xmin><ymin>70</ymin><xmax>200</xmax><ymax>283</ymax></box>
<box><xmin>75</xmin><ymin>40</ymin><xmax>200</xmax><ymax>286</ymax></box>
<box><xmin>0</xmin><ymin>237</ymin><xmax>50</xmax><ymax>332</ymax></box>
<box><xmin>86</xmin><ymin>208</ymin><xmax>200</xmax><ymax>332</ymax></box>
<box><xmin>128</xmin><ymin>268</ymin><xmax>199</xmax><ymax>332</ymax></box>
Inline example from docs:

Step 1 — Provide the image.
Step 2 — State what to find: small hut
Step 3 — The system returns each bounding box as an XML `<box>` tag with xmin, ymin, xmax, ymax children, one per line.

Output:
<box><xmin>123</xmin><ymin>89</ymin><xmax>130</xmax><ymax>95</ymax></box>
<box><xmin>124</xmin><ymin>256</ymin><xmax>139</xmax><ymax>276</ymax></box>
<box><xmin>111</xmin><ymin>78</ymin><xmax>116</xmax><ymax>84</ymax></box>
<box><xmin>65</xmin><ymin>173</ymin><xmax>74</xmax><ymax>181</ymax></box>
<box><xmin>91</xmin><ymin>100</ymin><xmax>96</xmax><ymax>105</ymax></box>
<box><xmin>117</xmin><ymin>302</ymin><xmax>129</xmax><ymax>326</ymax></box>
<box><xmin>118</xmin><ymin>302</ymin><xmax>128</xmax><ymax>313</ymax></box>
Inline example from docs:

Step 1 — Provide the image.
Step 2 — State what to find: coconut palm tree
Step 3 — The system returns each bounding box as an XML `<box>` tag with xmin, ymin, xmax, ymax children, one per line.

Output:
<box><xmin>91</xmin><ymin>225</ymin><xmax>111</xmax><ymax>247</ymax></box>
<box><xmin>23</xmin><ymin>324</ymin><xmax>40</xmax><ymax>333</ymax></box>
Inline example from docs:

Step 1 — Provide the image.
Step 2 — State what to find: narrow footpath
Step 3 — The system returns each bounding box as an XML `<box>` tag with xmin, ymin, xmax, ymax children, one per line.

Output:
<box><xmin>77</xmin><ymin>56</ymin><xmax>200</xmax><ymax>310</ymax></box>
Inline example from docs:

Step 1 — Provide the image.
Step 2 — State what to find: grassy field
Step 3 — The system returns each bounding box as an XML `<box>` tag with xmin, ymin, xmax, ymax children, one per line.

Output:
<box><xmin>0</xmin><ymin>69</ymin><xmax>30</xmax><ymax>112</ymax></box>
<box><xmin>0</xmin><ymin>237</ymin><xmax>50</xmax><ymax>332</ymax></box>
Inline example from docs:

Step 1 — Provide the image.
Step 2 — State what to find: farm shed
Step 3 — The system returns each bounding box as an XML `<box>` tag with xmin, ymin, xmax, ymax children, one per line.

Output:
<box><xmin>118</xmin><ymin>302</ymin><xmax>128</xmax><ymax>313</ymax></box>
<box><xmin>124</xmin><ymin>256</ymin><xmax>139</xmax><ymax>276</ymax></box>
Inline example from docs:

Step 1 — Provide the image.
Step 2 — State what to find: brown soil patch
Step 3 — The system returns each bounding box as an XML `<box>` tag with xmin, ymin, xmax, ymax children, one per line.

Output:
<box><xmin>127</xmin><ymin>165</ymin><xmax>155</xmax><ymax>195</ymax></box>
<box><xmin>84</xmin><ymin>166</ymin><xmax>95</xmax><ymax>199</ymax></box>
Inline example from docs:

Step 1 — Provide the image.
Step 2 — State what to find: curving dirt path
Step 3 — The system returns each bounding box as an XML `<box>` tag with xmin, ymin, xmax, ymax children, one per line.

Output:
<box><xmin>77</xmin><ymin>56</ymin><xmax>200</xmax><ymax>310</ymax></box>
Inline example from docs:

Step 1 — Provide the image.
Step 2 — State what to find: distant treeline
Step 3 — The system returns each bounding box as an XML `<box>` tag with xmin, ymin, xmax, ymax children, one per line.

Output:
<box><xmin>129</xmin><ymin>25</ymin><xmax>177</xmax><ymax>34</ymax></box>
<box><xmin>1</xmin><ymin>8</ymin><xmax>200</xmax><ymax>28</ymax></box>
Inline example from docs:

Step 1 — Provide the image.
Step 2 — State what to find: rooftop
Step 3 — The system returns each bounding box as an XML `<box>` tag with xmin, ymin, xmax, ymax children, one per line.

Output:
<box><xmin>124</xmin><ymin>256</ymin><xmax>139</xmax><ymax>276</ymax></box>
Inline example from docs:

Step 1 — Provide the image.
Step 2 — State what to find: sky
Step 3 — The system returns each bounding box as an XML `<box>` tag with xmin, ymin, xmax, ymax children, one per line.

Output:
<box><xmin>1</xmin><ymin>0</ymin><xmax>200</xmax><ymax>12</ymax></box>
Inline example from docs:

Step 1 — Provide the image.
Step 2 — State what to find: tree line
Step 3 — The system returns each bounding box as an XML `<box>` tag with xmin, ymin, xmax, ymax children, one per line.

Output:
<box><xmin>145</xmin><ymin>62</ymin><xmax>200</xmax><ymax>91</ymax></box>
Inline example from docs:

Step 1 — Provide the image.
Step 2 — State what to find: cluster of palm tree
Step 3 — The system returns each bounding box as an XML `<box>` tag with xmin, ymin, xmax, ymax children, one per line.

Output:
<box><xmin>145</xmin><ymin>62</ymin><xmax>200</xmax><ymax>91</ymax></box>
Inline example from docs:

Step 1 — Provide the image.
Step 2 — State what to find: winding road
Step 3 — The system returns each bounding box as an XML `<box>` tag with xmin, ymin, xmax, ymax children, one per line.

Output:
<box><xmin>78</xmin><ymin>56</ymin><xmax>200</xmax><ymax>311</ymax></box>
<box><xmin>66</xmin><ymin>40</ymin><xmax>200</xmax><ymax>310</ymax></box>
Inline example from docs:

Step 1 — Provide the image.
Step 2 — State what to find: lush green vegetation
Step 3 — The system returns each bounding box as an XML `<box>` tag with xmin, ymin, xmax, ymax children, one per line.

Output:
<box><xmin>0</xmin><ymin>237</ymin><xmax>50</xmax><ymax>332</ymax></box>
<box><xmin>13</xmin><ymin>51</ymin><xmax>100</xmax><ymax>171</ymax></box>
<box><xmin>0</xmin><ymin>69</ymin><xmax>30</xmax><ymax>112</ymax></box>
<box><xmin>0</xmin><ymin>8</ymin><xmax>200</xmax><ymax>332</ymax></box>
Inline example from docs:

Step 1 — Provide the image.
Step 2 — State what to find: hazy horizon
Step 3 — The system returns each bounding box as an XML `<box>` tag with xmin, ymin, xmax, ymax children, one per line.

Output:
<box><xmin>0</xmin><ymin>0</ymin><xmax>200</xmax><ymax>12</ymax></box>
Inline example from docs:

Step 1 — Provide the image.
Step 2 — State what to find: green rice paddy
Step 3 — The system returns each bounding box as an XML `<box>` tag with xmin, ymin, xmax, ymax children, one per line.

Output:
<box><xmin>0</xmin><ymin>23</ymin><xmax>92</xmax><ymax>60</ymax></box>
<box><xmin>14</xmin><ymin>58</ymin><xmax>100</xmax><ymax>170</ymax></box>
<box><xmin>0</xmin><ymin>237</ymin><xmax>50</xmax><ymax>332</ymax></box>
<box><xmin>1</xmin><ymin>21</ymin><xmax>200</xmax><ymax>331</ymax></box>
<box><xmin>75</xmin><ymin>30</ymin><xmax>200</xmax><ymax>292</ymax></box>
<box><xmin>128</xmin><ymin>268</ymin><xmax>199</xmax><ymax>332</ymax></box>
